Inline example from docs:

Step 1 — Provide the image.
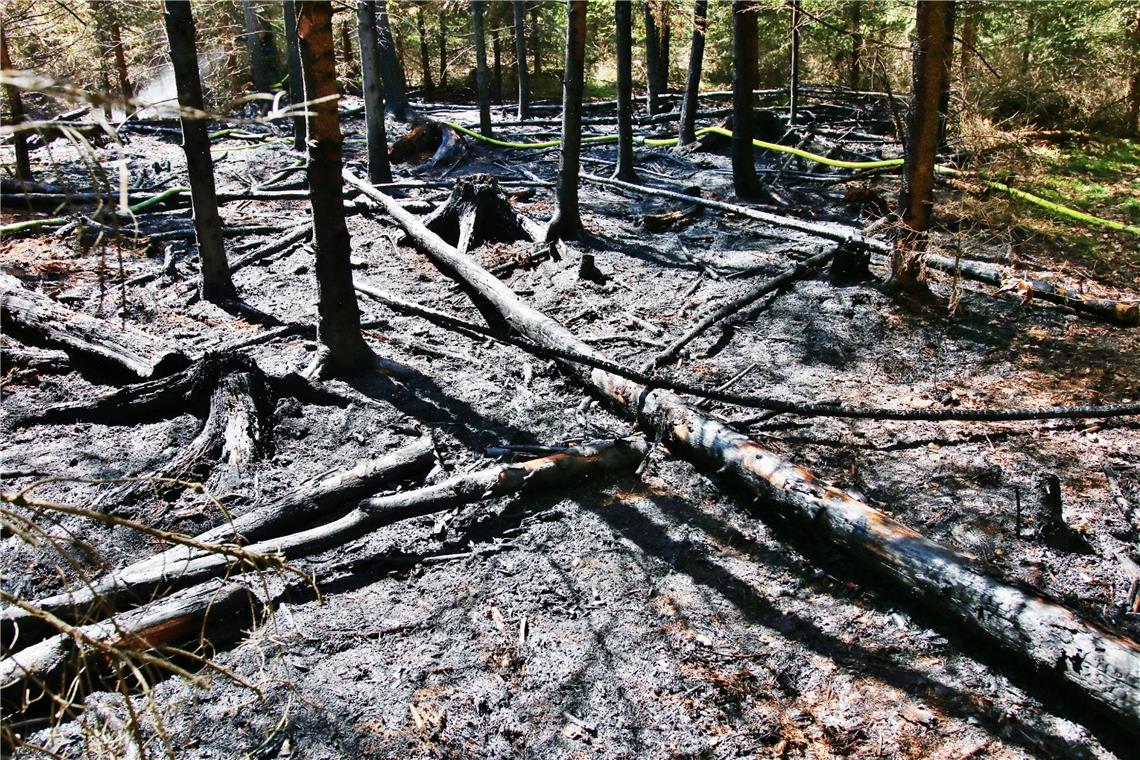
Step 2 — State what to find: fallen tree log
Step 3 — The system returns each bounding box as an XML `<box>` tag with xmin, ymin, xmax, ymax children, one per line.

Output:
<box><xmin>0</xmin><ymin>579</ymin><xmax>260</xmax><ymax>725</ymax></box>
<box><xmin>357</xmin><ymin>177</ymin><xmax>1140</xmax><ymax>733</ymax></box>
<box><xmin>0</xmin><ymin>274</ymin><xmax>189</xmax><ymax>380</ymax></box>
<box><xmin>0</xmin><ymin>346</ymin><xmax>70</xmax><ymax>375</ymax></box>
<box><xmin>1</xmin><ymin>439</ymin><xmax>640</xmax><ymax>655</ymax></box>
<box><xmin>583</xmin><ymin>174</ymin><xmax>1139</xmax><ymax>326</ymax></box>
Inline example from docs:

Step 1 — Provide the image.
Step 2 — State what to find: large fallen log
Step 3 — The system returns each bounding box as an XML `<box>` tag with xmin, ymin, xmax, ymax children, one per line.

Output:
<box><xmin>1</xmin><ymin>579</ymin><xmax>260</xmax><ymax>725</ymax></box>
<box><xmin>353</xmin><ymin>175</ymin><xmax>1140</xmax><ymax>733</ymax></box>
<box><xmin>0</xmin><ymin>275</ymin><xmax>189</xmax><ymax>380</ymax></box>
<box><xmin>3</xmin><ymin>439</ymin><xmax>639</xmax><ymax>652</ymax></box>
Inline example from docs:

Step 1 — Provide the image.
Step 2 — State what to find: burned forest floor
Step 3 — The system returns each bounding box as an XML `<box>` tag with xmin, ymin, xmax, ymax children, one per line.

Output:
<box><xmin>2</xmin><ymin>92</ymin><xmax>1140</xmax><ymax>759</ymax></box>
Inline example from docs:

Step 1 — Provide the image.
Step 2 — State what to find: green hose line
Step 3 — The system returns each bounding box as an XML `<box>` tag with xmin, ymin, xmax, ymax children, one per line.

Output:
<box><xmin>0</xmin><ymin>186</ymin><xmax>191</xmax><ymax>236</ymax></box>
<box><xmin>439</xmin><ymin>119</ymin><xmax>1139</xmax><ymax>237</ymax></box>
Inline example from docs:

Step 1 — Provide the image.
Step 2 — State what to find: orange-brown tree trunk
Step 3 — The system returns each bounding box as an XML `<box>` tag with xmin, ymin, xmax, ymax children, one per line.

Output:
<box><xmin>892</xmin><ymin>0</ymin><xmax>955</xmax><ymax>296</ymax></box>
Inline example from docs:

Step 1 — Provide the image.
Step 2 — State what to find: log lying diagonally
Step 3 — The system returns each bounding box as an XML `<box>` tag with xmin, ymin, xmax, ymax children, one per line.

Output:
<box><xmin>1</xmin><ymin>579</ymin><xmax>260</xmax><ymax>722</ymax></box>
<box><xmin>0</xmin><ymin>274</ymin><xmax>189</xmax><ymax>380</ymax></box>
<box><xmin>580</xmin><ymin>173</ymin><xmax>1140</xmax><ymax>327</ymax></box>
<box><xmin>346</xmin><ymin>171</ymin><xmax>1140</xmax><ymax>733</ymax></box>
<box><xmin>2</xmin><ymin>439</ymin><xmax>641</xmax><ymax>657</ymax></box>
<box><xmin>1</xmin><ymin>437</ymin><xmax>436</xmax><ymax>653</ymax></box>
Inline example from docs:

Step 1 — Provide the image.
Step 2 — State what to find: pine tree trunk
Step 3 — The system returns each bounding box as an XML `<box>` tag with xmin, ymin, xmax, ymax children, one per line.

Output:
<box><xmin>375</xmin><ymin>0</ymin><xmax>410</xmax><ymax>119</ymax></box>
<box><xmin>417</xmin><ymin>4</ymin><xmax>434</xmax><ymax>96</ymax></box>
<box><xmin>678</xmin><ymin>0</ymin><xmax>707</xmax><ymax>145</ymax></box>
<box><xmin>108</xmin><ymin>15</ymin><xmax>133</xmax><ymax>102</ymax></box>
<box><xmin>0</xmin><ymin>25</ymin><xmax>31</xmax><ymax>181</ymax></box>
<box><xmin>357</xmin><ymin>0</ymin><xmax>393</xmax><ymax>183</ymax></box>
<box><xmin>614</xmin><ymin>0</ymin><xmax>638</xmax><ymax>181</ymax></box>
<box><xmin>848</xmin><ymin>0</ymin><xmax>861</xmax><ymax>90</ymax></box>
<box><xmin>283</xmin><ymin>0</ymin><xmax>307</xmax><ymax>151</ymax></box>
<box><xmin>242</xmin><ymin>0</ymin><xmax>280</xmax><ymax>95</ymax></box>
<box><xmin>512</xmin><ymin>0</ymin><xmax>530</xmax><ymax>119</ymax></box>
<box><xmin>530</xmin><ymin>3</ymin><xmax>542</xmax><ymax>73</ymax></box>
<box><xmin>162</xmin><ymin>0</ymin><xmax>237</xmax><ymax>305</ymax></box>
<box><xmin>892</xmin><ymin>0</ymin><xmax>955</xmax><ymax>295</ymax></box>
<box><xmin>959</xmin><ymin>0</ymin><xmax>977</xmax><ymax>97</ymax></box>
<box><xmin>438</xmin><ymin>6</ymin><xmax>449</xmax><ymax>86</ymax></box>
<box><xmin>546</xmin><ymin>0</ymin><xmax>587</xmax><ymax>242</ymax></box>
<box><xmin>644</xmin><ymin>1</ymin><xmax>661</xmax><ymax>115</ymax></box>
<box><xmin>340</xmin><ymin>18</ymin><xmax>356</xmax><ymax>81</ymax></box>
<box><xmin>657</xmin><ymin>1</ymin><xmax>670</xmax><ymax>96</ymax></box>
<box><xmin>788</xmin><ymin>0</ymin><xmax>800</xmax><ymax>124</ymax></box>
<box><xmin>493</xmin><ymin>29</ymin><xmax>503</xmax><ymax>104</ymax></box>
<box><xmin>1129</xmin><ymin>10</ymin><xmax>1140</xmax><ymax>136</ymax></box>
<box><xmin>472</xmin><ymin>0</ymin><xmax>493</xmax><ymax>136</ymax></box>
<box><xmin>296</xmin><ymin>0</ymin><xmax>374</xmax><ymax>374</ymax></box>
<box><xmin>731</xmin><ymin>0</ymin><xmax>761</xmax><ymax>199</ymax></box>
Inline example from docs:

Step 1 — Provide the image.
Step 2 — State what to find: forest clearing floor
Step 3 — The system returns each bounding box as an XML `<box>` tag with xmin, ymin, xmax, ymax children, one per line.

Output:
<box><xmin>2</xmin><ymin>95</ymin><xmax>1139</xmax><ymax>759</ymax></box>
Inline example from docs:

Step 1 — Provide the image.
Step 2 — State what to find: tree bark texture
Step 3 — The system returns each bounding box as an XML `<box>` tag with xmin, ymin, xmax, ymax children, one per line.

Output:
<box><xmin>788</xmin><ymin>0</ymin><xmax>800</xmax><ymax>124</ymax></box>
<box><xmin>357</xmin><ymin>0</ymin><xmax>393</xmax><ymax>183</ymax></box>
<box><xmin>0</xmin><ymin>274</ymin><xmax>188</xmax><ymax>381</ymax></box>
<box><xmin>283</xmin><ymin>0</ymin><xmax>307</xmax><ymax>151</ymax></box>
<box><xmin>472</xmin><ymin>0</ymin><xmax>493</xmax><ymax>136</ymax></box>
<box><xmin>848</xmin><ymin>0</ymin><xmax>862</xmax><ymax>90</ymax></box>
<box><xmin>644</xmin><ymin>1</ymin><xmax>661</xmax><ymax>115</ymax></box>
<box><xmin>614</xmin><ymin>0</ymin><xmax>638</xmax><ymax>181</ymax></box>
<box><xmin>893</xmin><ymin>0</ymin><xmax>954</xmax><ymax>293</ymax></box>
<box><xmin>546</xmin><ymin>0</ymin><xmax>587</xmax><ymax>241</ymax></box>
<box><xmin>417</xmin><ymin>4</ymin><xmax>434</xmax><ymax>96</ymax></box>
<box><xmin>678</xmin><ymin>0</ymin><xmax>708</xmax><ymax>145</ymax></box>
<box><xmin>375</xmin><ymin>0</ymin><xmax>409</xmax><ymax>119</ymax></box>
<box><xmin>297</xmin><ymin>1</ymin><xmax>373</xmax><ymax>373</ymax></box>
<box><xmin>731</xmin><ymin>0</ymin><xmax>761</xmax><ymax>199</ymax></box>
<box><xmin>356</xmin><ymin>178</ymin><xmax>1140</xmax><ymax>734</ymax></box>
<box><xmin>163</xmin><ymin>0</ymin><xmax>238</xmax><ymax>304</ymax></box>
<box><xmin>512</xmin><ymin>1</ymin><xmax>529</xmax><ymax>119</ymax></box>
<box><xmin>0</xmin><ymin>25</ymin><xmax>32</xmax><ymax>180</ymax></box>
<box><xmin>242</xmin><ymin>0</ymin><xmax>280</xmax><ymax>95</ymax></box>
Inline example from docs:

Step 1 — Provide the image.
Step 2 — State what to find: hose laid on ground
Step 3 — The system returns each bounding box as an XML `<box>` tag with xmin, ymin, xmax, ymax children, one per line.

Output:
<box><xmin>439</xmin><ymin>120</ymin><xmax>1140</xmax><ymax>237</ymax></box>
<box><xmin>0</xmin><ymin>185</ymin><xmax>190</xmax><ymax>235</ymax></box>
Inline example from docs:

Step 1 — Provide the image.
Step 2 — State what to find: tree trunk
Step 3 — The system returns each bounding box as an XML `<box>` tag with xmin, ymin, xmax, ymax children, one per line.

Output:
<box><xmin>892</xmin><ymin>0</ymin><xmax>955</xmax><ymax>295</ymax></box>
<box><xmin>614</xmin><ymin>0</ymin><xmax>638</xmax><ymax>181</ymax></box>
<box><xmin>438</xmin><ymin>5</ymin><xmax>449</xmax><ymax>86</ymax></box>
<box><xmin>731</xmin><ymin>0</ymin><xmax>761</xmax><ymax>199</ymax></box>
<box><xmin>375</xmin><ymin>0</ymin><xmax>410</xmax><ymax>119</ymax></box>
<box><xmin>357</xmin><ymin>0</ymin><xmax>393</xmax><ymax>183</ymax></box>
<box><xmin>959</xmin><ymin>0</ymin><xmax>978</xmax><ymax>99</ymax></box>
<box><xmin>283</xmin><ymin>0</ymin><xmax>307</xmax><ymax>151</ymax></box>
<box><xmin>788</xmin><ymin>0</ymin><xmax>800</xmax><ymax>124</ymax></box>
<box><xmin>1129</xmin><ymin>9</ymin><xmax>1140</xmax><ymax>136</ymax></box>
<box><xmin>472</xmin><ymin>0</ymin><xmax>493</xmax><ymax>136</ymax></box>
<box><xmin>658</xmin><ymin>1</ymin><xmax>671</xmax><ymax>96</ymax></box>
<box><xmin>678</xmin><ymin>0</ymin><xmax>707</xmax><ymax>145</ymax></box>
<box><xmin>546</xmin><ymin>0</ymin><xmax>587</xmax><ymax>242</ymax></box>
<box><xmin>339</xmin><ymin>18</ymin><xmax>356</xmax><ymax>80</ymax></box>
<box><xmin>512</xmin><ymin>1</ymin><xmax>530</xmax><ymax>119</ymax></box>
<box><xmin>848</xmin><ymin>0</ymin><xmax>861</xmax><ymax>90</ymax></box>
<box><xmin>353</xmin><ymin>181</ymin><xmax>1140</xmax><ymax>735</ymax></box>
<box><xmin>163</xmin><ymin>0</ymin><xmax>238</xmax><ymax>305</ymax></box>
<box><xmin>0</xmin><ymin>25</ymin><xmax>31</xmax><ymax>181</ymax></box>
<box><xmin>530</xmin><ymin>3</ymin><xmax>542</xmax><ymax>73</ymax></box>
<box><xmin>644</xmin><ymin>1</ymin><xmax>662</xmax><ymax>114</ymax></box>
<box><xmin>493</xmin><ymin>29</ymin><xmax>503</xmax><ymax>104</ymax></box>
<box><xmin>242</xmin><ymin>0</ymin><xmax>280</xmax><ymax>96</ymax></box>
<box><xmin>296</xmin><ymin>1</ymin><xmax>374</xmax><ymax>375</ymax></box>
<box><xmin>0</xmin><ymin>274</ymin><xmax>189</xmax><ymax>381</ymax></box>
<box><xmin>416</xmin><ymin>4</ymin><xmax>434</xmax><ymax>96</ymax></box>
<box><xmin>108</xmin><ymin>14</ymin><xmax>133</xmax><ymax>102</ymax></box>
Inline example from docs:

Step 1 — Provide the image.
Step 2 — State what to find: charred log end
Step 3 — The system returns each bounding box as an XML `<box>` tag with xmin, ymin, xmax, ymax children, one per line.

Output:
<box><xmin>389</xmin><ymin>122</ymin><xmax>442</xmax><ymax>164</ymax></box>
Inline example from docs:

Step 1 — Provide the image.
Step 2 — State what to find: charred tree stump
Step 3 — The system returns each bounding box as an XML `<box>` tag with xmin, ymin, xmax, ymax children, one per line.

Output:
<box><xmin>422</xmin><ymin>175</ymin><xmax>532</xmax><ymax>255</ymax></box>
<box><xmin>358</xmin><ymin>179</ymin><xmax>1140</xmax><ymax>734</ymax></box>
<box><xmin>0</xmin><ymin>275</ymin><xmax>188</xmax><ymax>381</ymax></box>
<box><xmin>1</xmin><ymin>579</ymin><xmax>260</xmax><ymax>727</ymax></box>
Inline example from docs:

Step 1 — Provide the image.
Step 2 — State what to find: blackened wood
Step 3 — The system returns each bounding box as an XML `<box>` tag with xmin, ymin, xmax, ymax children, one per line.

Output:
<box><xmin>472</xmin><ymin>0</ymin><xmax>493</xmax><ymax>136</ymax></box>
<box><xmin>614</xmin><ymin>0</ymin><xmax>637</xmax><ymax>181</ymax></box>
<box><xmin>283</xmin><ymin>0</ymin><xmax>307</xmax><ymax>151</ymax></box>
<box><xmin>546</xmin><ymin>0</ymin><xmax>588</xmax><ymax>241</ymax></box>
<box><xmin>678</xmin><ymin>0</ymin><xmax>708</xmax><ymax>145</ymax></box>
<box><xmin>0</xmin><ymin>275</ymin><xmax>188</xmax><ymax>381</ymax></box>
<box><xmin>788</xmin><ymin>0</ymin><xmax>800</xmax><ymax>124</ymax></box>
<box><xmin>731</xmin><ymin>0</ymin><xmax>761</xmax><ymax>198</ymax></box>
<box><xmin>298</xmin><ymin>0</ymin><xmax>374</xmax><ymax>373</ymax></box>
<box><xmin>644</xmin><ymin>1</ymin><xmax>662</xmax><ymax>115</ymax></box>
<box><xmin>375</xmin><ymin>0</ymin><xmax>409</xmax><ymax>120</ymax></box>
<box><xmin>1</xmin><ymin>26</ymin><xmax>32</xmax><ymax>181</ymax></box>
<box><xmin>357</xmin><ymin>0</ymin><xmax>393</xmax><ymax>183</ymax></box>
<box><xmin>163</xmin><ymin>0</ymin><xmax>238</xmax><ymax>304</ymax></box>
<box><xmin>417</xmin><ymin>4</ymin><xmax>434</xmax><ymax>96</ymax></box>
<box><xmin>512</xmin><ymin>0</ymin><xmax>529</xmax><ymax>119</ymax></box>
<box><xmin>242</xmin><ymin>0</ymin><xmax>280</xmax><ymax>95</ymax></box>
<box><xmin>421</xmin><ymin>175</ymin><xmax>531</xmax><ymax>255</ymax></box>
